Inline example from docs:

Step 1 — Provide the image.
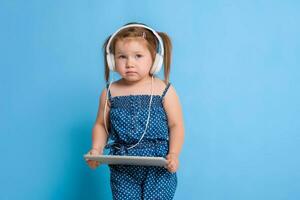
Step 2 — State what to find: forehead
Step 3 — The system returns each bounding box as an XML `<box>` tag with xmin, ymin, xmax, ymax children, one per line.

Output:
<box><xmin>115</xmin><ymin>38</ymin><xmax>149</xmax><ymax>52</ymax></box>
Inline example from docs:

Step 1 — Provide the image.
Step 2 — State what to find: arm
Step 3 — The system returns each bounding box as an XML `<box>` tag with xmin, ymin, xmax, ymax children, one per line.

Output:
<box><xmin>91</xmin><ymin>88</ymin><xmax>110</xmax><ymax>153</ymax></box>
<box><xmin>163</xmin><ymin>85</ymin><xmax>185</xmax><ymax>172</ymax></box>
<box><xmin>86</xmin><ymin>88</ymin><xmax>110</xmax><ymax>169</ymax></box>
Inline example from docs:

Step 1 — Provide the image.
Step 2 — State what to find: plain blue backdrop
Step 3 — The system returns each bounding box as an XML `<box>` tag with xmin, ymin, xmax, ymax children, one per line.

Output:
<box><xmin>1</xmin><ymin>0</ymin><xmax>300</xmax><ymax>199</ymax></box>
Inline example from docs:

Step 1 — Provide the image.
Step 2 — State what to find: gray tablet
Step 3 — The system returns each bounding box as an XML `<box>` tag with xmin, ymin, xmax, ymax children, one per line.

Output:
<box><xmin>84</xmin><ymin>154</ymin><xmax>167</xmax><ymax>167</ymax></box>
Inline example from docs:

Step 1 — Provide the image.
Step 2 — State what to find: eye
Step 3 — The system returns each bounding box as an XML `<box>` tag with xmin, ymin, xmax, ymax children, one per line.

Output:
<box><xmin>118</xmin><ymin>55</ymin><xmax>126</xmax><ymax>59</ymax></box>
<box><xmin>135</xmin><ymin>54</ymin><xmax>143</xmax><ymax>59</ymax></box>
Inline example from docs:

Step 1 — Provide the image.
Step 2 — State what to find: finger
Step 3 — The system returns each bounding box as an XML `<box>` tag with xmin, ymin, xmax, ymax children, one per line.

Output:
<box><xmin>88</xmin><ymin>162</ymin><xmax>94</xmax><ymax>169</ymax></box>
<box><xmin>87</xmin><ymin>161</ymin><xmax>94</xmax><ymax>168</ymax></box>
<box><xmin>167</xmin><ymin>163</ymin><xmax>173</xmax><ymax>169</ymax></box>
<box><xmin>88</xmin><ymin>160</ymin><xmax>96</xmax><ymax>164</ymax></box>
<box><xmin>166</xmin><ymin>160</ymin><xmax>171</xmax><ymax>166</ymax></box>
<box><xmin>169</xmin><ymin>165</ymin><xmax>177</xmax><ymax>173</ymax></box>
<box><xmin>168</xmin><ymin>162</ymin><xmax>177</xmax><ymax>170</ymax></box>
<box><xmin>92</xmin><ymin>161</ymin><xmax>100</xmax><ymax>167</ymax></box>
<box><xmin>164</xmin><ymin>162</ymin><xmax>169</xmax><ymax>168</ymax></box>
<box><xmin>167</xmin><ymin>166</ymin><xmax>175</xmax><ymax>173</ymax></box>
<box><xmin>88</xmin><ymin>161</ymin><xmax>97</xmax><ymax>168</ymax></box>
<box><xmin>86</xmin><ymin>160</ymin><xmax>92</xmax><ymax>165</ymax></box>
<box><xmin>91</xmin><ymin>162</ymin><xmax>98</xmax><ymax>169</ymax></box>
<box><xmin>168</xmin><ymin>160</ymin><xmax>175</xmax><ymax>167</ymax></box>
<box><xmin>92</xmin><ymin>161</ymin><xmax>99</xmax><ymax>165</ymax></box>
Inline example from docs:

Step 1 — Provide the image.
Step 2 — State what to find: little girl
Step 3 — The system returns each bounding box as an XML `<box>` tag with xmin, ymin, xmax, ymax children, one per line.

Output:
<box><xmin>86</xmin><ymin>22</ymin><xmax>184</xmax><ymax>200</ymax></box>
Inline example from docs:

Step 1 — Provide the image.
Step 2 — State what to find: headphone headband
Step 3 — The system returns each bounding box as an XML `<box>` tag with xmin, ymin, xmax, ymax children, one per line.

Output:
<box><xmin>106</xmin><ymin>24</ymin><xmax>164</xmax><ymax>56</ymax></box>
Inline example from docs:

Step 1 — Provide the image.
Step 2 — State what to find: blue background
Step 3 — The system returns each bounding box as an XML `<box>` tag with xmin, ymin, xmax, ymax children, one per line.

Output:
<box><xmin>1</xmin><ymin>0</ymin><xmax>300</xmax><ymax>199</ymax></box>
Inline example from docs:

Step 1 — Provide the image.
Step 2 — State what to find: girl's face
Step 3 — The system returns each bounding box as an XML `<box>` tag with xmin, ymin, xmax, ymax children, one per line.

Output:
<box><xmin>114</xmin><ymin>38</ymin><xmax>153</xmax><ymax>83</ymax></box>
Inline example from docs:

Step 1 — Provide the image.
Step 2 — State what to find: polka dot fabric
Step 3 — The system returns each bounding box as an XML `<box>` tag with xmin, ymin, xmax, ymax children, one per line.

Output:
<box><xmin>105</xmin><ymin>83</ymin><xmax>177</xmax><ymax>200</ymax></box>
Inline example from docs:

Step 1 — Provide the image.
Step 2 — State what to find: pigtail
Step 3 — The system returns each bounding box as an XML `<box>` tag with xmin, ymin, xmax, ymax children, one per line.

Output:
<box><xmin>158</xmin><ymin>32</ymin><xmax>172</xmax><ymax>84</ymax></box>
<box><xmin>102</xmin><ymin>36</ymin><xmax>111</xmax><ymax>82</ymax></box>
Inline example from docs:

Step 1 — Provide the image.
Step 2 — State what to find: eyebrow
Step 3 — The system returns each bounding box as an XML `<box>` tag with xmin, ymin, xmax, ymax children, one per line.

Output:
<box><xmin>115</xmin><ymin>51</ymin><xmax>144</xmax><ymax>55</ymax></box>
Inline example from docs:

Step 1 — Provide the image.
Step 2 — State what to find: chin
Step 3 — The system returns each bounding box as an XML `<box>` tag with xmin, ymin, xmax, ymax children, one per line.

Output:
<box><xmin>123</xmin><ymin>76</ymin><xmax>141</xmax><ymax>82</ymax></box>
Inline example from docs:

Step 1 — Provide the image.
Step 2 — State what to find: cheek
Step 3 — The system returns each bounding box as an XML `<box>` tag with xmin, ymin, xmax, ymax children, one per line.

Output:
<box><xmin>115</xmin><ymin>59</ymin><xmax>125</xmax><ymax>67</ymax></box>
<box><xmin>115</xmin><ymin>61</ymin><xmax>125</xmax><ymax>72</ymax></box>
<box><xmin>147</xmin><ymin>58</ymin><xmax>154</xmax><ymax>68</ymax></box>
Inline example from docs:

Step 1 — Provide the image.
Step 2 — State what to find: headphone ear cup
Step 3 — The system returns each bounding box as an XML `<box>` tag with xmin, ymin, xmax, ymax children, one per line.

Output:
<box><xmin>151</xmin><ymin>53</ymin><xmax>163</xmax><ymax>74</ymax></box>
<box><xmin>106</xmin><ymin>53</ymin><xmax>115</xmax><ymax>71</ymax></box>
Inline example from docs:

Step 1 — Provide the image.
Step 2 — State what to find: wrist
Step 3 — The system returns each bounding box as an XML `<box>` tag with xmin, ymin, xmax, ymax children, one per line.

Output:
<box><xmin>91</xmin><ymin>147</ymin><xmax>103</xmax><ymax>153</ymax></box>
<box><xmin>168</xmin><ymin>152</ymin><xmax>179</xmax><ymax>157</ymax></box>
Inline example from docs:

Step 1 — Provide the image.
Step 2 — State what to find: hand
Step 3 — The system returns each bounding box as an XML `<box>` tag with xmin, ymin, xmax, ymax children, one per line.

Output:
<box><xmin>165</xmin><ymin>153</ymin><xmax>179</xmax><ymax>173</ymax></box>
<box><xmin>85</xmin><ymin>148</ymin><xmax>102</xmax><ymax>169</ymax></box>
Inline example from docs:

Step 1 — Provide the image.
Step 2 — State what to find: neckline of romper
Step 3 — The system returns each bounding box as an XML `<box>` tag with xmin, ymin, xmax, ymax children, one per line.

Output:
<box><xmin>106</xmin><ymin>83</ymin><xmax>171</xmax><ymax>107</ymax></box>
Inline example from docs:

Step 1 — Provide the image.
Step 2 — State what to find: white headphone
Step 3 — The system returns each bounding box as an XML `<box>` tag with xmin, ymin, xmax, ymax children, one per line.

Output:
<box><xmin>105</xmin><ymin>23</ymin><xmax>164</xmax><ymax>74</ymax></box>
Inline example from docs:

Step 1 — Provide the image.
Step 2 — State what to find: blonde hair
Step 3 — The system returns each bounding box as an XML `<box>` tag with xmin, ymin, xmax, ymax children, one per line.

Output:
<box><xmin>102</xmin><ymin>23</ymin><xmax>172</xmax><ymax>84</ymax></box>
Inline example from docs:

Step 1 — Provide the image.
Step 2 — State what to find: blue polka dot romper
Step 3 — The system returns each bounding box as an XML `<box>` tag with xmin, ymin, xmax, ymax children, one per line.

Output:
<box><xmin>105</xmin><ymin>82</ymin><xmax>177</xmax><ymax>200</ymax></box>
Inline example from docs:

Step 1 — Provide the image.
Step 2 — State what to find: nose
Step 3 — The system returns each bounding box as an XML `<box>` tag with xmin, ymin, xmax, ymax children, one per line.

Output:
<box><xmin>126</xmin><ymin>57</ymin><xmax>134</xmax><ymax>68</ymax></box>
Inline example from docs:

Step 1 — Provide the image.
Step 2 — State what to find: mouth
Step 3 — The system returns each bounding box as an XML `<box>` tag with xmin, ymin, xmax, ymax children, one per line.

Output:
<box><xmin>126</xmin><ymin>71</ymin><xmax>137</xmax><ymax>75</ymax></box>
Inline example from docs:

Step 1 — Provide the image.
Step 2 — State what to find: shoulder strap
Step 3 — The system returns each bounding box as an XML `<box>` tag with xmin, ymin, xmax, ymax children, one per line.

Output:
<box><xmin>161</xmin><ymin>82</ymin><xmax>171</xmax><ymax>98</ymax></box>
